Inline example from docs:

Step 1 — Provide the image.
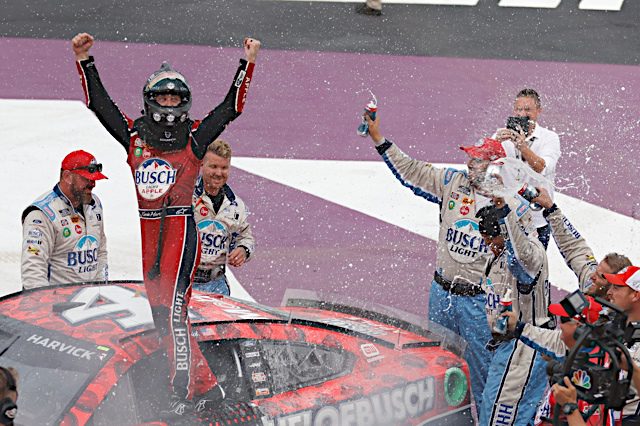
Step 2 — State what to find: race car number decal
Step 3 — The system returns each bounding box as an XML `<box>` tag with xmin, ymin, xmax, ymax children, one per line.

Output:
<box><xmin>61</xmin><ymin>286</ymin><xmax>154</xmax><ymax>330</ymax></box>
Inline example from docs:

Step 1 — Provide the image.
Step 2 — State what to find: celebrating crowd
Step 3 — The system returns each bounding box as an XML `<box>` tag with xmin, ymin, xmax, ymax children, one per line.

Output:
<box><xmin>363</xmin><ymin>89</ymin><xmax>637</xmax><ymax>425</ymax></box>
<box><xmin>13</xmin><ymin>32</ymin><xmax>638</xmax><ymax>425</ymax></box>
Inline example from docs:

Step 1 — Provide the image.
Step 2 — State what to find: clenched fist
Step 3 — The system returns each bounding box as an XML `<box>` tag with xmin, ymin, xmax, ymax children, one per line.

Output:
<box><xmin>71</xmin><ymin>32</ymin><xmax>94</xmax><ymax>61</ymax></box>
<box><xmin>243</xmin><ymin>37</ymin><xmax>261</xmax><ymax>64</ymax></box>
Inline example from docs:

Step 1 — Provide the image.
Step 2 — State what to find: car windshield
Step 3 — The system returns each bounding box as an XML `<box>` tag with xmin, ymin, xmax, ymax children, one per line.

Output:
<box><xmin>0</xmin><ymin>316</ymin><xmax>114</xmax><ymax>425</ymax></box>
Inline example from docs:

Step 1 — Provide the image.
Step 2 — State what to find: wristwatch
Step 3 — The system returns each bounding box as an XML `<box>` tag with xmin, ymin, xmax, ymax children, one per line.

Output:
<box><xmin>239</xmin><ymin>245</ymin><xmax>251</xmax><ymax>259</ymax></box>
<box><xmin>562</xmin><ymin>402</ymin><xmax>579</xmax><ymax>415</ymax></box>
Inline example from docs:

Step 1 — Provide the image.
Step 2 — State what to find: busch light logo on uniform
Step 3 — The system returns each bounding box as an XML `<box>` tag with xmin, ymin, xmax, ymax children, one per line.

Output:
<box><xmin>197</xmin><ymin>219</ymin><xmax>229</xmax><ymax>259</ymax></box>
<box><xmin>135</xmin><ymin>158</ymin><xmax>177</xmax><ymax>200</ymax></box>
<box><xmin>445</xmin><ymin>219</ymin><xmax>489</xmax><ymax>263</ymax></box>
<box><xmin>68</xmin><ymin>235</ymin><xmax>100</xmax><ymax>273</ymax></box>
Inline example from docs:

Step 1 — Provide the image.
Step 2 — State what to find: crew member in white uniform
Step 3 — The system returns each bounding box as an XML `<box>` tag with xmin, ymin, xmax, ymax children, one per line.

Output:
<box><xmin>21</xmin><ymin>150</ymin><xmax>108</xmax><ymax>290</ymax></box>
<box><xmin>193</xmin><ymin>140</ymin><xmax>254</xmax><ymax>295</ymax></box>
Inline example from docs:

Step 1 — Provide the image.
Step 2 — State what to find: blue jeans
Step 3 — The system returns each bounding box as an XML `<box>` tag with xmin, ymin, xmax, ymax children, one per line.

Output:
<box><xmin>193</xmin><ymin>275</ymin><xmax>230</xmax><ymax>295</ymax></box>
<box><xmin>429</xmin><ymin>280</ymin><xmax>493</xmax><ymax>415</ymax></box>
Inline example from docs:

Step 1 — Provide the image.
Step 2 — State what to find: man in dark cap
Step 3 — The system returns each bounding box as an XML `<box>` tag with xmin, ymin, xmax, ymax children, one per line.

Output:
<box><xmin>476</xmin><ymin>199</ymin><xmax>549</xmax><ymax>425</ymax></box>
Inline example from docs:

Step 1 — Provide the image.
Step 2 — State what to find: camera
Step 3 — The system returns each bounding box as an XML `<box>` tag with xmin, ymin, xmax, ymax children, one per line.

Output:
<box><xmin>546</xmin><ymin>291</ymin><xmax>640</xmax><ymax>413</ymax></box>
<box><xmin>506</xmin><ymin>116</ymin><xmax>530</xmax><ymax>135</ymax></box>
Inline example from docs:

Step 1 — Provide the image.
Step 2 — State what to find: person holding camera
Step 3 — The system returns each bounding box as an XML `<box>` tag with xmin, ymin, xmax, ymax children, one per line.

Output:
<box><xmin>552</xmin><ymin>377</ymin><xmax>591</xmax><ymax>426</ymax></box>
<box><xmin>363</xmin><ymin>113</ymin><xmax>536</xmax><ymax>415</ymax></box>
<box><xmin>532</xmin><ymin>188</ymin><xmax>631</xmax><ymax>298</ymax></box>
<box><xmin>504</xmin><ymin>295</ymin><xmax>615</xmax><ymax>425</ymax></box>
<box><xmin>604</xmin><ymin>266</ymin><xmax>640</xmax><ymax>425</ymax></box>
<box><xmin>0</xmin><ymin>367</ymin><xmax>18</xmax><ymax>426</ymax></box>
<box><xmin>475</xmin><ymin>198</ymin><xmax>550</xmax><ymax>426</ymax></box>
<box><xmin>494</xmin><ymin>89</ymin><xmax>561</xmax><ymax>249</ymax></box>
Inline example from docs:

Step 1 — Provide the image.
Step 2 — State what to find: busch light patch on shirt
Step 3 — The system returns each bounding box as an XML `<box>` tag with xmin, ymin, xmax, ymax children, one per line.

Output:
<box><xmin>197</xmin><ymin>219</ymin><xmax>229</xmax><ymax>261</ymax></box>
<box><xmin>67</xmin><ymin>235</ymin><xmax>100</xmax><ymax>274</ymax></box>
<box><xmin>135</xmin><ymin>158</ymin><xmax>178</xmax><ymax>200</ymax></box>
<box><xmin>445</xmin><ymin>219</ymin><xmax>489</xmax><ymax>264</ymax></box>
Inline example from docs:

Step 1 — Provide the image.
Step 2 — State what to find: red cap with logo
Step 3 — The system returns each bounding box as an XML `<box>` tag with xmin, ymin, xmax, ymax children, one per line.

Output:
<box><xmin>548</xmin><ymin>295</ymin><xmax>602</xmax><ymax>324</ymax></box>
<box><xmin>460</xmin><ymin>138</ymin><xmax>506</xmax><ymax>161</ymax></box>
<box><xmin>61</xmin><ymin>150</ymin><xmax>108</xmax><ymax>181</ymax></box>
<box><xmin>604</xmin><ymin>266</ymin><xmax>640</xmax><ymax>291</ymax></box>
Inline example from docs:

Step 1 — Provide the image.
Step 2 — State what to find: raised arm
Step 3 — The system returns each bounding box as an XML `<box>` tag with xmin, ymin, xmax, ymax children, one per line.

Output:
<box><xmin>498</xmin><ymin>200</ymin><xmax>546</xmax><ymax>291</ymax></box>
<box><xmin>72</xmin><ymin>33</ymin><xmax>132</xmax><ymax>151</ymax></box>
<box><xmin>192</xmin><ymin>37</ymin><xmax>261</xmax><ymax>159</ymax></box>
<box><xmin>533</xmin><ymin>188</ymin><xmax>596</xmax><ymax>292</ymax></box>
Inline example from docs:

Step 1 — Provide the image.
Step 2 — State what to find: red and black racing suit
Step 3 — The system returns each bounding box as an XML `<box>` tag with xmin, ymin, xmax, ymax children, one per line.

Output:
<box><xmin>76</xmin><ymin>56</ymin><xmax>254</xmax><ymax>399</ymax></box>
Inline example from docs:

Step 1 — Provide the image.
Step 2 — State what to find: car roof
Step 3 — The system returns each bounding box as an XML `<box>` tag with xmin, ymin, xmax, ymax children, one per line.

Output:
<box><xmin>0</xmin><ymin>282</ymin><xmax>450</xmax><ymax>351</ymax></box>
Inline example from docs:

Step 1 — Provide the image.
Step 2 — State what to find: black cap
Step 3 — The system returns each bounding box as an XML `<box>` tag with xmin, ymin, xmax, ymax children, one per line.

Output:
<box><xmin>476</xmin><ymin>204</ymin><xmax>505</xmax><ymax>237</ymax></box>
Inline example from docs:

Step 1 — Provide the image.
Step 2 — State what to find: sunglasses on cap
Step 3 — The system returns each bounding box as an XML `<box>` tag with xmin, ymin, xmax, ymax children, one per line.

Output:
<box><xmin>70</xmin><ymin>163</ymin><xmax>103</xmax><ymax>173</ymax></box>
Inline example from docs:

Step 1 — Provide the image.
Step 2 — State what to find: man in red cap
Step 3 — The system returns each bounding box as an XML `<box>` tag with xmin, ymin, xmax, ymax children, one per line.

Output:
<box><xmin>504</xmin><ymin>295</ymin><xmax>603</xmax><ymax>357</ymax></box>
<box><xmin>531</xmin><ymin>188</ymin><xmax>631</xmax><ymax>299</ymax></box>
<box><xmin>605</xmin><ymin>265</ymin><xmax>640</xmax><ymax>424</ymax></box>
<box><xmin>501</xmin><ymin>295</ymin><xmax>616</xmax><ymax>425</ymax></box>
<box><xmin>21</xmin><ymin>150</ymin><xmax>108</xmax><ymax>290</ymax></box>
<box><xmin>363</xmin><ymin>113</ymin><xmax>534</xmax><ymax>416</ymax></box>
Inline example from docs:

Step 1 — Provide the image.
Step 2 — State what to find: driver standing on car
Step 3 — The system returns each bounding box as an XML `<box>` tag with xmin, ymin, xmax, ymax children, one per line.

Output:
<box><xmin>71</xmin><ymin>32</ymin><xmax>260</xmax><ymax>416</ymax></box>
<box><xmin>0</xmin><ymin>367</ymin><xmax>18</xmax><ymax>426</ymax></box>
<box><xmin>21</xmin><ymin>150</ymin><xmax>108</xmax><ymax>290</ymax></box>
<box><xmin>193</xmin><ymin>139</ymin><xmax>255</xmax><ymax>295</ymax></box>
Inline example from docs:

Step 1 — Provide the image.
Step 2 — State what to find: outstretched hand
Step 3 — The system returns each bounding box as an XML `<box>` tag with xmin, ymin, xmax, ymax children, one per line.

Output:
<box><xmin>244</xmin><ymin>37</ymin><xmax>261</xmax><ymax>63</ymax></box>
<box><xmin>72</xmin><ymin>32</ymin><xmax>94</xmax><ymax>61</ymax></box>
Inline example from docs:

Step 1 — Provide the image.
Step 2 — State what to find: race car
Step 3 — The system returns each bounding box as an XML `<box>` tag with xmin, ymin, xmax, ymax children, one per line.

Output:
<box><xmin>0</xmin><ymin>282</ymin><xmax>474</xmax><ymax>425</ymax></box>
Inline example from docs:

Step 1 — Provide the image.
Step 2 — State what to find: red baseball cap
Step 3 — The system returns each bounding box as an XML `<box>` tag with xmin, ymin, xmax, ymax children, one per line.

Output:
<box><xmin>61</xmin><ymin>150</ymin><xmax>108</xmax><ymax>181</ymax></box>
<box><xmin>604</xmin><ymin>265</ymin><xmax>640</xmax><ymax>291</ymax></box>
<box><xmin>460</xmin><ymin>138</ymin><xmax>506</xmax><ymax>161</ymax></box>
<box><xmin>548</xmin><ymin>295</ymin><xmax>602</xmax><ymax>324</ymax></box>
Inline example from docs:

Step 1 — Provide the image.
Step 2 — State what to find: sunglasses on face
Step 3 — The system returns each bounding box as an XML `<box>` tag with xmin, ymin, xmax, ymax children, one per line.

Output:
<box><xmin>559</xmin><ymin>316</ymin><xmax>577</xmax><ymax>324</ymax></box>
<box><xmin>71</xmin><ymin>163</ymin><xmax>103</xmax><ymax>173</ymax></box>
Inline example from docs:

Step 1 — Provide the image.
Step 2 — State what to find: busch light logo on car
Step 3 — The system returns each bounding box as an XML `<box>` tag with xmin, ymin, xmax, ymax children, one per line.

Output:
<box><xmin>445</xmin><ymin>219</ymin><xmax>489</xmax><ymax>263</ymax></box>
<box><xmin>197</xmin><ymin>219</ymin><xmax>229</xmax><ymax>259</ymax></box>
<box><xmin>67</xmin><ymin>235</ymin><xmax>100</xmax><ymax>273</ymax></box>
<box><xmin>135</xmin><ymin>158</ymin><xmax>177</xmax><ymax>200</ymax></box>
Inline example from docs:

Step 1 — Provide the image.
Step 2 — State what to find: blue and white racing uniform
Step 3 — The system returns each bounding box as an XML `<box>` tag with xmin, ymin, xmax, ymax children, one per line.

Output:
<box><xmin>480</xmin><ymin>205</ymin><xmax>550</xmax><ymax>426</ymax></box>
<box><xmin>376</xmin><ymin>139</ymin><xmax>534</xmax><ymax>413</ymax></box>
<box><xmin>21</xmin><ymin>184</ymin><xmax>108</xmax><ymax>290</ymax></box>
<box><xmin>544</xmin><ymin>205</ymin><xmax>597</xmax><ymax>292</ymax></box>
<box><xmin>192</xmin><ymin>181</ymin><xmax>254</xmax><ymax>295</ymax></box>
